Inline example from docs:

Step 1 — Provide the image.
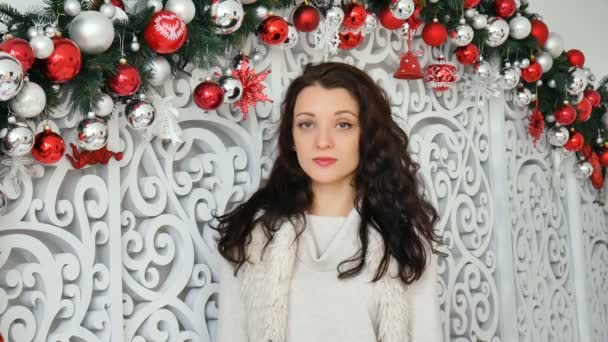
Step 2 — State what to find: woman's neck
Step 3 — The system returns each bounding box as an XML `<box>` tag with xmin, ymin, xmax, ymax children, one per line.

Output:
<box><xmin>308</xmin><ymin>179</ymin><xmax>356</xmax><ymax>216</ymax></box>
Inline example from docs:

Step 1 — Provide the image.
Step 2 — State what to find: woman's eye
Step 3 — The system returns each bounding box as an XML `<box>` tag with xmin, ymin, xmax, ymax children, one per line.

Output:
<box><xmin>337</xmin><ymin>122</ymin><xmax>352</xmax><ymax>129</ymax></box>
<box><xmin>298</xmin><ymin>122</ymin><xmax>312</xmax><ymax>128</ymax></box>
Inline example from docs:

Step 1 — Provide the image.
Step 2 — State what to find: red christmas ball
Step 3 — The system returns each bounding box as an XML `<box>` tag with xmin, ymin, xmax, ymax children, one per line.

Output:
<box><xmin>258</xmin><ymin>16</ymin><xmax>289</xmax><ymax>45</ymax></box>
<box><xmin>43</xmin><ymin>38</ymin><xmax>82</xmax><ymax>83</ymax></box>
<box><xmin>581</xmin><ymin>144</ymin><xmax>592</xmax><ymax>159</ymax></box>
<box><xmin>378</xmin><ymin>6</ymin><xmax>406</xmax><ymax>30</ymax></box>
<box><xmin>576</xmin><ymin>98</ymin><xmax>593</xmax><ymax>122</ymax></box>
<box><xmin>455</xmin><ymin>44</ymin><xmax>479</xmax><ymax>65</ymax></box>
<box><xmin>144</xmin><ymin>11</ymin><xmax>188</xmax><ymax>54</ymax></box>
<box><xmin>343</xmin><ymin>3</ymin><xmax>367</xmax><ymax>30</ymax></box>
<box><xmin>194</xmin><ymin>81</ymin><xmax>224</xmax><ymax>110</ymax></box>
<box><xmin>590</xmin><ymin>170</ymin><xmax>604</xmax><ymax>189</ymax></box>
<box><xmin>0</xmin><ymin>38</ymin><xmax>35</xmax><ymax>73</ymax></box>
<box><xmin>530</xmin><ymin>19</ymin><xmax>549</xmax><ymax>45</ymax></box>
<box><xmin>293</xmin><ymin>4</ymin><xmax>320</xmax><ymax>32</ymax></box>
<box><xmin>338</xmin><ymin>29</ymin><xmax>364</xmax><ymax>50</ymax></box>
<box><xmin>599</xmin><ymin>150</ymin><xmax>608</xmax><ymax>167</ymax></box>
<box><xmin>111</xmin><ymin>0</ymin><xmax>124</xmax><ymax>9</ymax></box>
<box><xmin>564</xmin><ymin>131</ymin><xmax>584</xmax><ymax>152</ymax></box>
<box><xmin>464</xmin><ymin>0</ymin><xmax>481</xmax><ymax>8</ymax></box>
<box><xmin>566</xmin><ymin>49</ymin><xmax>585</xmax><ymax>68</ymax></box>
<box><xmin>422</xmin><ymin>20</ymin><xmax>448</xmax><ymax>47</ymax></box>
<box><xmin>521</xmin><ymin>62</ymin><xmax>543</xmax><ymax>83</ymax></box>
<box><xmin>494</xmin><ymin>0</ymin><xmax>517</xmax><ymax>18</ymax></box>
<box><xmin>108</xmin><ymin>62</ymin><xmax>141</xmax><ymax>96</ymax></box>
<box><xmin>32</xmin><ymin>127</ymin><xmax>65</xmax><ymax>164</ymax></box>
<box><xmin>554</xmin><ymin>103</ymin><xmax>577</xmax><ymax>126</ymax></box>
<box><xmin>584</xmin><ymin>89</ymin><xmax>602</xmax><ymax>107</ymax></box>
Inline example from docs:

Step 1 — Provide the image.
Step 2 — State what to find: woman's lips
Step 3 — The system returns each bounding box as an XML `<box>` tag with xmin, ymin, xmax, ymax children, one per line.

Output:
<box><xmin>313</xmin><ymin>158</ymin><xmax>337</xmax><ymax>166</ymax></box>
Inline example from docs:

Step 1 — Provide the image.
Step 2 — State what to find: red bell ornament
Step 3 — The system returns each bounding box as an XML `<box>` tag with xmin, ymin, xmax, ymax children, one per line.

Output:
<box><xmin>293</xmin><ymin>4</ymin><xmax>320</xmax><ymax>32</ymax></box>
<box><xmin>394</xmin><ymin>50</ymin><xmax>423</xmax><ymax>79</ymax></box>
<box><xmin>43</xmin><ymin>38</ymin><xmax>82</xmax><ymax>83</ymax></box>
<box><xmin>144</xmin><ymin>11</ymin><xmax>188</xmax><ymax>54</ymax></box>
<box><xmin>107</xmin><ymin>60</ymin><xmax>141</xmax><ymax>96</ymax></box>
<box><xmin>32</xmin><ymin>126</ymin><xmax>65</xmax><ymax>164</ymax></box>
<box><xmin>0</xmin><ymin>38</ymin><xmax>35</xmax><ymax>73</ymax></box>
<box><xmin>258</xmin><ymin>16</ymin><xmax>289</xmax><ymax>45</ymax></box>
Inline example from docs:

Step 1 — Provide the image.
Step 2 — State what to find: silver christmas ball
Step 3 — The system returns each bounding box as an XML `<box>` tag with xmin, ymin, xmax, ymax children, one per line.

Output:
<box><xmin>596</xmin><ymin>135</ymin><xmax>605</xmax><ymax>146</ymax></box>
<box><xmin>27</xmin><ymin>26</ymin><xmax>39</xmax><ymax>39</ymax></box>
<box><xmin>362</xmin><ymin>11</ymin><xmax>377</xmax><ymax>34</ymax></box>
<box><xmin>542</xmin><ymin>32</ymin><xmax>564</xmax><ymax>58</ymax></box>
<box><xmin>547</xmin><ymin>126</ymin><xmax>569</xmax><ymax>147</ymax></box>
<box><xmin>255</xmin><ymin>5</ymin><xmax>269</xmax><ymax>20</ymax></box>
<box><xmin>536</xmin><ymin>80</ymin><xmax>543</xmax><ymax>87</ymax></box>
<box><xmin>535</xmin><ymin>51</ymin><xmax>553</xmax><ymax>73</ymax></box>
<box><xmin>569</xmin><ymin>92</ymin><xmax>584</xmax><ymax>105</ymax></box>
<box><xmin>485</xmin><ymin>17</ymin><xmax>509</xmax><ymax>47</ymax></box>
<box><xmin>513</xmin><ymin>87</ymin><xmax>533</xmax><ymax>107</ymax></box>
<box><xmin>144</xmin><ymin>56</ymin><xmax>172</xmax><ymax>87</ymax></box>
<box><xmin>219</xmin><ymin>75</ymin><xmax>243</xmax><ymax>103</ymax></box>
<box><xmin>326</xmin><ymin>6</ymin><xmax>345</xmax><ymax>26</ymax></box>
<box><xmin>76</xmin><ymin>112</ymin><xmax>108</xmax><ymax>150</ymax></box>
<box><xmin>508</xmin><ymin>14</ymin><xmax>531</xmax><ymax>40</ymax></box>
<box><xmin>464</xmin><ymin>9</ymin><xmax>477</xmax><ymax>19</ymax></box>
<box><xmin>64</xmin><ymin>0</ymin><xmax>82</xmax><ymax>16</ymax></box>
<box><xmin>9</xmin><ymin>81</ymin><xmax>46</xmax><ymax>119</ymax></box>
<box><xmin>95</xmin><ymin>93</ymin><xmax>114</xmax><ymax>117</ymax></box>
<box><xmin>279</xmin><ymin>24</ymin><xmax>298</xmax><ymax>49</ymax></box>
<box><xmin>147</xmin><ymin>0</ymin><xmax>163</xmax><ymax>13</ymax></box>
<box><xmin>99</xmin><ymin>3</ymin><xmax>116</xmax><ymax>19</ymax></box>
<box><xmin>231</xmin><ymin>53</ymin><xmax>250</xmax><ymax>70</ymax></box>
<box><xmin>568</xmin><ymin>68</ymin><xmax>588</xmax><ymax>95</ymax></box>
<box><xmin>165</xmin><ymin>0</ymin><xmax>196</xmax><ymax>23</ymax></box>
<box><xmin>211</xmin><ymin>0</ymin><xmax>245</xmax><ymax>34</ymax></box>
<box><xmin>126</xmin><ymin>100</ymin><xmax>156</xmax><ymax>130</ymax></box>
<box><xmin>389</xmin><ymin>0</ymin><xmax>415</xmax><ymax>20</ymax></box>
<box><xmin>520</xmin><ymin>58</ymin><xmax>530</xmax><ymax>68</ymax></box>
<box><xmin>0</xmin><ymin>117</ymin><xmax>34</xmax><ymax>157</ymax></box>
<box><xmin>0</xmin><ymin>190</ymin><xmax>7</xmax><ymax>215</ymax></box>
<box><xmin>499</xmin><ymin>66</ymin><xmax>521</xmax><ymax>90</ymax></box>
<box><xmin>574</xmin><ymin>161</ymin><xmax>594</xmax><ymax>179</ymax></box>
<box><xmin>251</xmin><ymin>51</ymin><xmax>263</xmax><ymax>63</ymax></box>
<box><xmin>111</xmin><ymin>7</ymin><xmax>129</xmax><ymax>22</ymax></box>
<box><xmin>475</xmin><ymin>60</ymin><xmax>494</xmax><ymax>81</ymax></box>
<box><xmin>471</xmin><ymin>13</ymin><xmax>488</xmax><ymax>30</ymax></box>
<box><xmin>0</xmin><ymin>52</ymin><xmax>24</xmax><ymax>101</ymax></box>
<box><xmin>601</xmin><ymin>112</ymin><xmax>608</xmax><ymax>130</ymax></box>
<box><xmin>130</xmin><ymin>41</ymin><xmax>140</xmax><ymax>52</ymax></box>
<box><xmin>548</xmin><ymin>79</ymin><xmax>557</xmax><ymax>88</ymax></box>
<box><xmin>44</xmin><ymin>25</ymin><xmax>58</xmax><ymax>37</ymax></box>
<box><xmin>545</xmin><ymin>114</ymin><xmax>555</xmax><ymax>123</ymax></box>
<box><xmin>450</xmin><ymin>22</ymin><xmax>474</xmax><ymax>47</ymax></box>
<box><xmin>69</xmin><ymin>11</ymin><xmax>115</xmax><ymax>54</ymax></box>
<box><xmin>51</xmin><ymin>84</ymin><xmax>61</xmax><ymax>92</ymax></box>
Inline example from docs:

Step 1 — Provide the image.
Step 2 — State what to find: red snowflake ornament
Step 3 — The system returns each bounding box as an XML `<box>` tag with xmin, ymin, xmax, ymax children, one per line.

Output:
<box><xmin>231</xmin><ymin>56</ymin><xmax>273</xmax><ymax>120</ymax></box>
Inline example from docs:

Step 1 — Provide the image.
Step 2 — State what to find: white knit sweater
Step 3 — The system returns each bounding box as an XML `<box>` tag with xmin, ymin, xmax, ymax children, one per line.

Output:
<box><xmin>215</xmin><ymin>208</ymin><xmax>444</xmax><ymax>342</ymax></box>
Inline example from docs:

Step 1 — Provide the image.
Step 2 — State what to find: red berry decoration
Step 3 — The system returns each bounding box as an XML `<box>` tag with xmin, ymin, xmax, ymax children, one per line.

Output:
<box><xmin>566</xmin><ymin>49</ymin><xmax>585</xmax><ymax>68</ymax></box>
<box><xmin>521</xmin><ymin>62</ymin><xmax>543</xmax><ymax>83</ymax></box>
<box><xmin>293</xmin><ymin>4</ymin><xmax>320</xmax><ymax>32</ymax></box>
<box><xmin>575</xmin><ymin>98</ymin><xmax>593</xmax><ymax>122</ymax></box>
<box><xmin>494</xmin><ymin>0</ymin><xmax>517</xmax><ymax>18</ymax></box>
<box><xmin>422</xmin><ymin>19</ymin><xmax>448</xmax><ymax>47</ymax></box>
<box><xmin>554</xmin><ymin>103</ymin><xmax>577</xmax><ymax>126</ymax></box>
<box><xmin>32</xmin><ymin>126</ymin><xmax>65</xmax><ymax>164</ymax></box>
<box><xmin>464</xmin><ymin>0</ymin><xmax>480</xmax><ymax>8</ymax></box>
<box><xmin>342</xmin><ymin>3</ymin><xmax>367</xmax><ymax>30</ymax></box>
<box><xmin>144</xmin><ymin>11</ymin><xmax>188</xmax><ymax>54</ymax></box>
<box><xmin>0</xmin><ymin>38</ymin><xmax>35</xmax><ymax>73</ymax></box>
<box><xmin>455</xmin><ymin>44</ymin><xmax>479</xmax><ymax>65</ymax></box>
<box><xmin>563</xmin><ymin>131</ymin><xmax>584</xmax><ymax>152</ymax></box>
<box><xmin>43</xmin><ymin>38</ymin><xmax>82</xmax><ymax>83</ymax></box>
<box><xmin>194</xmin><ymin>81</ymin><xmax>224</xmax><ymax>110</ymax></box>
<box><xmin>599</xmin><ymin>150</ymin><xmax>608</xmax><ymax>167</ymax></box>
<box><xmin>108</xmin><ymin>61</ymin><xmax>141</xmax><ymax>96</ymax></box>
<box><xmin>258</xmin><ymin>16</ymin><xmax>289</xmax><ymax>45</ymax></box>
<box><xmin>338</xmin><ymin>29</ymin><xmax>364</xmax><ymax>50</ymax></box>
<box><xmin>378</xmin><ymin>5</ymin><xmax>406</xmax><ymax>30</ymax></box>
<box><xmin>584</xmin><ymin>89</ymin><xmax>602</xmax><ymax>107</ymax></box>
<box><xmin>530</xmin><ymin>19</ymin><xmax>549</xmax><ymax>45</ymax></box>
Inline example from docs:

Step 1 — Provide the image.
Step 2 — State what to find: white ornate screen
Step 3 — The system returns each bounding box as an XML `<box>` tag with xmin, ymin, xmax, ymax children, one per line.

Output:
<box><xmin>1</xmin><ymin>23</ymin><xmax>607</xmax><ymax>342</ymax></box>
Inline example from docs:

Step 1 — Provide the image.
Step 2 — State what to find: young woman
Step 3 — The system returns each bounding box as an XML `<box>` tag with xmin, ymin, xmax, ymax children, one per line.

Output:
<box><xmin>213</xmin><ymin>62</ymin><xmax>444</xmax><ymax>342</ymax></box>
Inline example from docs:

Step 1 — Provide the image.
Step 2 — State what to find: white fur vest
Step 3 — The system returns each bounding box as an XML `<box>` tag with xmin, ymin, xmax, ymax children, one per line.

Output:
<box><xmin>235</xmin><ymin>208</ymin><xmax>411</xmax><ymax>342</ymax></box>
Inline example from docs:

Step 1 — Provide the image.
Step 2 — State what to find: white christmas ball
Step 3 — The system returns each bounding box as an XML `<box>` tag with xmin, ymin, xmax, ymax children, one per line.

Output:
<box><xmin>9</xmin><ymin>81</ymin><xmax>46</xmax><ymax>118</ymax></box>
<box><xmin>508</xmin><ymin>14</ymin><xmax>531</xmax><ymax>40</ymax></box>
<box><xmin>29</xmin><ymin>35</ymin><xmax>54</xmax><ymax>59</ymax></box>
<box><xmin>27</xmin><ymin>26</ymin><xmax>39</xmax><ymax>39</ymax></box>
<box><xmin>464</xmin><ymin>9</ymin><xmax>477</xmax><ymax>19</ymax></box>
<box><xmin>326</xmin><ymin>6</ymin><xmax>344</xmax><ymax>26</ymax></box>
<box><xmin>147</xmin><ymin>0</ymin><xmax>163</xmax><ymax>13</ymax></box>
<box><xmin>499</xmin><ymin>66</ymin><xmax>521</xmax><ymax>90</ymax></box>
<box><xmin>111</xmin><ymin>7</ymin><xmax>129</xmax><ymax>22</ymax></box>
<box><xmin>547</xmin><ymin>126</ymin><xmax>569</xmax><ymax>147</ymax></box>
<box><xmin>574</xmin><ymin>161</ymin><xmax>593</xmax><ymax>179</ymax></box>
<box><xmin>535</xmin><ymin>51</ymin><xmax>553</xmax><ymax>73</ymax></box>
<box><xmin>69</xmin><ymin>11</ymin><xmax>115</xmax><ymax>54</ymax></box>
<box><xmin>513</xmin><ymin>88</ymin><xmax>533</xmax><ymax>107</ymax></box>
<box><xmin>567</xmin><ymin>67</ymin><xmax>588</xmax><ymax>95</ymax></box>
<box><xmin>64</xmin><ymin>0</ymin><xmax>82</xmax><ymax>16</ymax></box>
<box><xmin>450</xmin><ymin>22</ymin><xmax>474</xmax><ymax>47</ymax></box>
<box><xmin>542</xmin><ymin>32</ymin><xmax>564</xmax><ymax>58</ymax></box>
<box><xmin>471</xmin><ymin>13</ymin><xmax>488</xmax><ymax>30</ymax></box>
<box><xmin>485</xmin><ymin>17</ymin><xmax>509</xmax><ymax>47</ymax></box>
<box><xmin>255</xmin><ymin>5</ymin><xmax>269</xmax><ymax>20</ymax></box>
<box><xmin>143</xmin><ymin>56</ymin><xmax>172</xmax><ymax>87</ymax></box>
<box><xmin>99</xmin><ymin>3</ymin><xmax>116</xmax><ymax>19</ymax></box>
<box><xmin>95</xmin><ymin>94</ymin><xmax>114</xmax><ymax>117</ymax></box>
<box><xmin>165</xmin><ymin>0</ymin><xmax>196</xmax><ymax>24</ymax></box>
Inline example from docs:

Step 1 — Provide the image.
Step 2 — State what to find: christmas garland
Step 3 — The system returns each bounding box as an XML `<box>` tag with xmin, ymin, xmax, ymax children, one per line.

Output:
<box><xmin>0</xmin><ymin>0</ymin><xmax>606</xmax><ymax>199</ymax></box>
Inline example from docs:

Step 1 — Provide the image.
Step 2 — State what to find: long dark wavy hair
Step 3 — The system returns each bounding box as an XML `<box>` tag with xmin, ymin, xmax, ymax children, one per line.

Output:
<box><xmin>213</xmin><ymin>62</ymin><xmax>442</xmax><ymax>284</ymax></box>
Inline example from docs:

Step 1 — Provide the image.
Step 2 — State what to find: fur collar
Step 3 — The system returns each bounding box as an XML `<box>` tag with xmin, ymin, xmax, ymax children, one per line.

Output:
<box><xmin>236</xmin><ymin>208</ymin><xmax>411</xmax><ymax>342</ymax></box>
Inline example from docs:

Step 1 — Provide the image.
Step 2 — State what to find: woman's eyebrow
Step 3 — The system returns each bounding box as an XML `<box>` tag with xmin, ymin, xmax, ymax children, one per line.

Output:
<box><xmin>295</xmin><ymin>110</ymin><xmax>358</xmax><ymax>118</ymax></box>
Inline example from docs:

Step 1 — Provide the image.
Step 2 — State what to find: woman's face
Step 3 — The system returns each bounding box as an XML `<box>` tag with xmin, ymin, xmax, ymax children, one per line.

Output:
<box><xmin>292</xmin><ymin>84</ymin><xmax>361</xmax><ymax>188</ymax></box>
